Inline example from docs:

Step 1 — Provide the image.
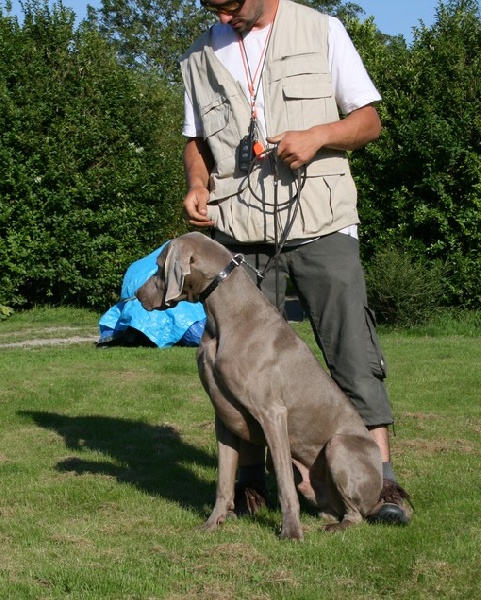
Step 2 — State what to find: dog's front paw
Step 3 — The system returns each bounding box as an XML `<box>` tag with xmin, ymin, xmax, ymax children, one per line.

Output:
<box><xmin>198</xmin><ymin>510</ymin><xmax>237</xmax><ymax>532</ymax></box>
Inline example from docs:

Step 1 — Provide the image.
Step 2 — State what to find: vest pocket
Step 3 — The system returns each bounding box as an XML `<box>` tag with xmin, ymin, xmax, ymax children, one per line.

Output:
<box><xmin>200</xmin><ymin>95</ymin><xmax>231</xmax><ymax>138</ymax></box>
<box><xmin>200</xmin><ymin>95</ymin><xmax>235</xmax><ymax>165</ymax></box>
<box><xmin>298</xmin><ymin>174</ymin><xmax>336</xmax><ymax>234</ymax></box>
<box><xmin>282</xmin><ymin>78</ymin><xmax>333</xmax><ymax>129</ymax></box>
<box><xmin>283</xmin><ymin>81</ymin><xmax>333</xmax><ymax>99</ymax></box>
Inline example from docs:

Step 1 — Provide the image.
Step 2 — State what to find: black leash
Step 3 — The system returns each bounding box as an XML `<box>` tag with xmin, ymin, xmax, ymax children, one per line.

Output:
<box><xmin>251</xmin><ymin>150</ymin><xmax>306</xmax><ymax>311</ymax></box>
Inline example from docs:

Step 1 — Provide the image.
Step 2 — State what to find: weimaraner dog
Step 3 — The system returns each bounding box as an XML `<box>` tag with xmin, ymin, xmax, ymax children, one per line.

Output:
<box><xmin>136</xmin><ymin>232</ymin><xmax>382</xmax><ymax>540</ymax></box>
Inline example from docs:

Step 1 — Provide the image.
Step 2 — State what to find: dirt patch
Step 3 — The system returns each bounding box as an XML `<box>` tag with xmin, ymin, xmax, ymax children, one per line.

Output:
<box><xmin>0</xmin><ymin>324</ymin><xmax>99</xmax><ymax>349</ymax></box>
<box><xmin>0</xmin><ymin>335</ymin><xmax>98</xmax><ymax>349</ymax></box>
<box><xmin>401</xmin><ymin>437</ymin><xmax>476</xmax><ymax>454</ymax></box>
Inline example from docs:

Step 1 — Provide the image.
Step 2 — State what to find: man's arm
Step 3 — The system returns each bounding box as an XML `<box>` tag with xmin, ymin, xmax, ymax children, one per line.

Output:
<box><xmin>267</xmin><ymin>104</ymin><xmax>381</xmax><ymax>170</ymax></box>
<box><xmin>182</xmin><ymin>137</ymin><xmax>215</xmax><ymax>228</ymax></box>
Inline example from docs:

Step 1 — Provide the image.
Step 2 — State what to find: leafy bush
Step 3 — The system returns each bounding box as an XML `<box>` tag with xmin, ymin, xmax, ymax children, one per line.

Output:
<box><xmin>365</xmin><ymin>247</ymin><xmax>447</xmax><ymax>327</ymax></box>
<box><xmin>0</xmin><ymin>2</ymin><xmax>187</xmax><ymax>310</ymax></box>
<box><xmin>0</xmin><ymin>304</ymin><xmax>14</xmax><ymax>320</ymax></box>
<box><xmin>350</xmin><ymin>0</ymin><xmax>481</xmax><ymax>309</ymax></box>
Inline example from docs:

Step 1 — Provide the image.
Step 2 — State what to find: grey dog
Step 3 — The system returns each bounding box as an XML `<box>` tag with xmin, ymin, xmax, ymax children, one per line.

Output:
<box><xmin>137</xmin><ymin>232</ymin><xmax>383</xmax><ymax>540</ymax></box>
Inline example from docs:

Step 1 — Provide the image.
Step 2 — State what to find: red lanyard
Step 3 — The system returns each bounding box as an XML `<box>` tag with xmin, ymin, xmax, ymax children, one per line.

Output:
<box><xmin>237</xmin><ymin>1</ymin><xmax>279</xmax><ymax>160</ymax></box>
<box><xmin>238</xmin><ymin>24</ymin><xmax>273</xmax><ymax>119</ymax></box>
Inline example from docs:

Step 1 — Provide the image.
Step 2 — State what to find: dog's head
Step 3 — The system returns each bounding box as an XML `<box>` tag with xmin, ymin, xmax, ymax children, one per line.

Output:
<box><xmin>136</xmin><ymin>232</ymin><xmax>229</xmax><ymax>310</ymax></box>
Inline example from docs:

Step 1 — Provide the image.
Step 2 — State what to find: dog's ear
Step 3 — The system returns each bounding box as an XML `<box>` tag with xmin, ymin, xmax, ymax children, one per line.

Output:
<box><xmin>163</xmin><ymin>239</ymin><xmax>193</xmax><ymax>305</ymax></box>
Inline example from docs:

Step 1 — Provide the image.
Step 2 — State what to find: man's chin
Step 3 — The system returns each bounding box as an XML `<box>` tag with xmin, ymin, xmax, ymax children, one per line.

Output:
<box><xmin>230</xmin><ymin>19</ymin><xmax>248</xmax><ymax>33</ymax></box>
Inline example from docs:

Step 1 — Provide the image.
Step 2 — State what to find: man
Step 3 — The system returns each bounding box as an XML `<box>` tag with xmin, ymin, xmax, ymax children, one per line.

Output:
<box><xmin>180</xmin><ymin>0</ymin><xmax>412</xmax><ymax>525</ymax></box>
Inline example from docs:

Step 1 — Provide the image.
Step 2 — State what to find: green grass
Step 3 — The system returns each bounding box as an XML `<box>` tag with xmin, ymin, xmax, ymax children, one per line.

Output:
<box><xmin>1</xmin><ymin>308</ymin><xmax>480</xmax><ymax>599</ymax></box>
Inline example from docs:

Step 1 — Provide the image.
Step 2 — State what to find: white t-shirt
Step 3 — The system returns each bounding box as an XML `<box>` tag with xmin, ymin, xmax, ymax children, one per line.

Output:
<box><xmin>182</xmin><ymin>16</ymin><xmax>381</xmax><ymax>139</ymax></box>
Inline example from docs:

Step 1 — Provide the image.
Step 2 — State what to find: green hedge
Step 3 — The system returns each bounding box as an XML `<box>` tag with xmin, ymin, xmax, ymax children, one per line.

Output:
<box><xmin>0</xmin><ymin>4</ymin><xmax>187</xmax><ymax>309</ymax></box>
<box><xmin>349</xmin><ymin>0</ymin><xmax>481</xmax><ymax>309</ymax></box>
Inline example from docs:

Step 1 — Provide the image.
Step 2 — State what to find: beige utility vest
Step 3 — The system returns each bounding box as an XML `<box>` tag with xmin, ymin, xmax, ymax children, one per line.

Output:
<box><xmin>180</xmin><ymin>0</ymin><xmax>359</xmax><ymax>243</ymax></box>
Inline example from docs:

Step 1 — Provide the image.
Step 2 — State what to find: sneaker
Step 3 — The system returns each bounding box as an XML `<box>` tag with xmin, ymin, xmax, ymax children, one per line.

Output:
<box><xmin>368</xmin><ymin>479</ymin><xmax>414</xmax><ymax>526</ymax></box>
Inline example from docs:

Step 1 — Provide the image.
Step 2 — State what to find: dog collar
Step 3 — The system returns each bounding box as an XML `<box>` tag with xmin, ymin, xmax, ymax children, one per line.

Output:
<box><xmin>198</xmin><ymin>254</ymin><xmax>244</xmax><ymax>302</ymax></box>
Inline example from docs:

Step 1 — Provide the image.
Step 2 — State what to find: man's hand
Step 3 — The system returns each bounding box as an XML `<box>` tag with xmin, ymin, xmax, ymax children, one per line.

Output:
<box><xmin>267</xmin><ymin>130</ymin><xmax>320</xmax><ymax>170</ymax></box>
<box><xmin>182</xmin><ymin>137</ymin><xmax>215</xmax><ymax>228</ymax></box>
<box><xmin>182</xmin><ymin>186</ymin><xmax>214</xmax><ymax>228</ymax></box>
<box><xmin>267</xmin><ymin>105</ymin><xmax>382</xmax><ymax>170</ymax></box>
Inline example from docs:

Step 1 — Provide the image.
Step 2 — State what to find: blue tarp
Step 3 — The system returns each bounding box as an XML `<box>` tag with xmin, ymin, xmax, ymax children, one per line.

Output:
<box><xmin>98</xmin><ymin>242</ymin><xmax>206</xmax><ymax>347</ymax></box>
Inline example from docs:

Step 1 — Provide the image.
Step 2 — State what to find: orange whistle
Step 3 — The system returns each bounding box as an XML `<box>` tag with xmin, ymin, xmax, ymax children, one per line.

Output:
<box><xmin>253</xmin><ymin>141</ymin><xmax>265</xmax><ymax>157</ymax></box>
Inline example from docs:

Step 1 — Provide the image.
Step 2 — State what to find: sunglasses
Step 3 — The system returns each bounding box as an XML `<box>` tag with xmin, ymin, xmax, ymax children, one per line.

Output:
<box><xmin>200</xmin><ymin>0</ymin><xmax>246</xmax><ymax>15</ymax></box>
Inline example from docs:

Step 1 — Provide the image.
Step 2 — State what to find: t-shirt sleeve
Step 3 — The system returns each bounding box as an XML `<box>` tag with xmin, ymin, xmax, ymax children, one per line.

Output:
<box><xmin>182</xmin><ymin>90</ymin><xmax>203</xmax><ymax>138</ymax></box>
<box><xmin>328</xmin><ymin>16</ymin><xmax>381</xmax><ymax>115</ymax></box>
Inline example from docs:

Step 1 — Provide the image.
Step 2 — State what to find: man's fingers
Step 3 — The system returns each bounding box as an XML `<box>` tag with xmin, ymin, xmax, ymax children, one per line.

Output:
<box><xmin>266</xmin><ymin>133</ymin><xmax>284</xmax><ymax>145</ymax></box>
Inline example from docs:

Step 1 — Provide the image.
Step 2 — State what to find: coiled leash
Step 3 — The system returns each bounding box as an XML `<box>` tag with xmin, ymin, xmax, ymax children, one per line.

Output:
<box><xmin>245</xmin><ymin>146</ymin><xmax>306</xmax><ymax>309</ymax></box>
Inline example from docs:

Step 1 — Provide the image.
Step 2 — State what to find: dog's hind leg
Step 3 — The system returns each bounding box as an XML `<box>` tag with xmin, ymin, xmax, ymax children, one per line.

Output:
<box><xmin>291</xmin><ymin>458</ymin><xmax>340</xmax><ymax>524</ymax></box>
<box><xmin>321</xmin><ymin>434</ymin><xmax>382</xmax><ymax>532</ymax></box>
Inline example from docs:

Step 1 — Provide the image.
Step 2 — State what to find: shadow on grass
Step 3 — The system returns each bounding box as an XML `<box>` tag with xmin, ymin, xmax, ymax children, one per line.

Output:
<box><xmin>17</xmin><ymin>411</ymin><xmax>320</xmax><ymax>535</ymax></box>
<box><xmin>18</xmin><ymin>411</ymin><xmax>217</xmax><ymax>517</ymax></box>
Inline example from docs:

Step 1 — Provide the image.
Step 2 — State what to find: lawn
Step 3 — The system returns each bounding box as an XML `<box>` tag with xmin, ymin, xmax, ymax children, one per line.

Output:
<box><xmin>0</xmin><ymin>308</ymin><xmax>480</xmax><ymax>599</ymax></box>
